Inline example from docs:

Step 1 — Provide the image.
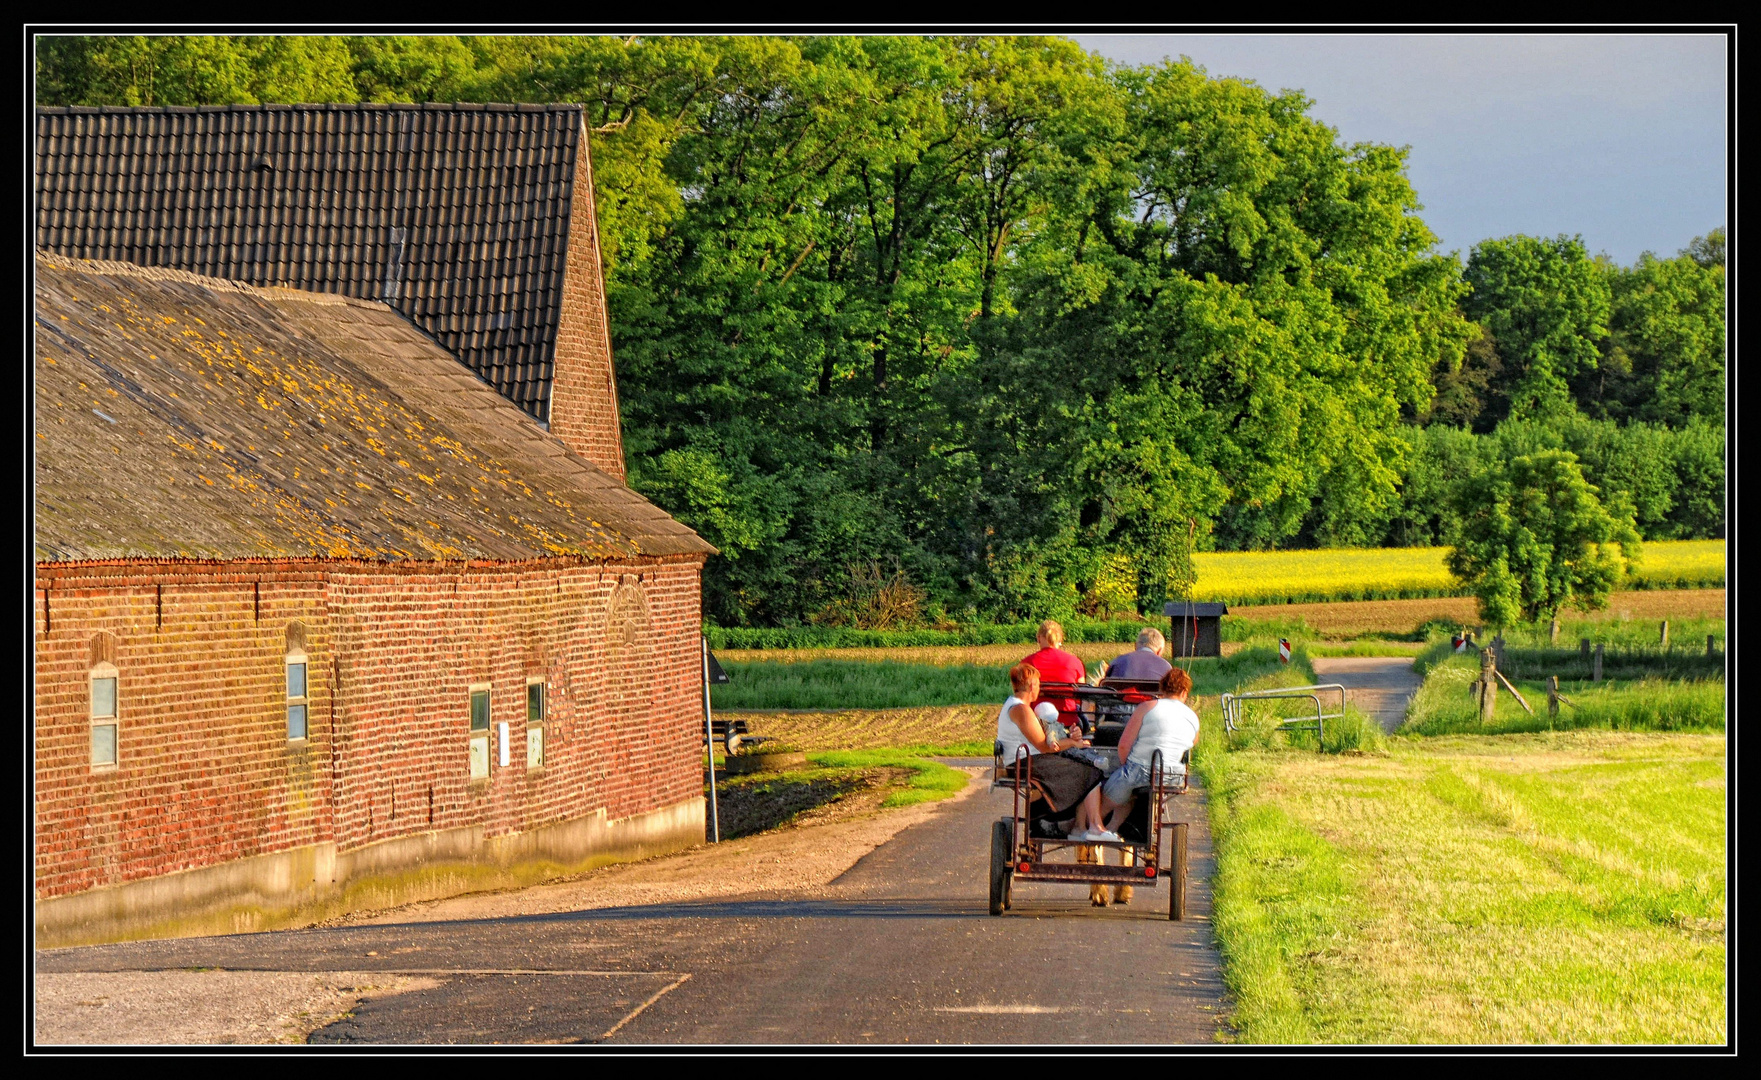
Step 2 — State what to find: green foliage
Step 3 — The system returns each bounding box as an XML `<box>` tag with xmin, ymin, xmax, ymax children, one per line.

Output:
<box><xmin>35</xmin><ymin>35</ymin><xmax>1725</xmax><ymax>625</ymax></box>
<box><xmin>36</xmin><ymin>35</ymin><xmax>360</xmax><ymax>106</ymax></box>
<box><xmin>1579</xmin><ymin>239</ymin><xmax>1726</xmax><ymax>426</ymax></box>
<box><xmin>1462</xmin><ymin>234</ymin><xmax>1611</xmax><ymax>423</ymax></box>
<box><xmin>1447</xmin><ymin>449</ymin><xmax>1640</xmax><ymax>625</ymax></box>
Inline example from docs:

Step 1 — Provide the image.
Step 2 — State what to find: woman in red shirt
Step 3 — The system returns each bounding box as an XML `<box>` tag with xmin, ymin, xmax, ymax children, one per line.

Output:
<box><xmin>1023</xmin><ymin>619</ymin><xmax>1087</xmax><ymax>733</ymax></box>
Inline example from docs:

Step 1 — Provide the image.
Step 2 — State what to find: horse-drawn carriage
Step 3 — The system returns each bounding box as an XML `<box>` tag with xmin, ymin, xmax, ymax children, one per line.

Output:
<box><xmin>988</xmin><ymin>680</ymin><xmax>1191</xmax><ymax>919</ymax></box>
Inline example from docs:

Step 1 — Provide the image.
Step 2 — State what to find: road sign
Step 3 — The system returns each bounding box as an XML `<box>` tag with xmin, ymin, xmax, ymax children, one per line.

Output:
<box><xmin>1278</xmin><ymin>638</ymin><xmax>1291</xmax><ymax>664</ymax></box>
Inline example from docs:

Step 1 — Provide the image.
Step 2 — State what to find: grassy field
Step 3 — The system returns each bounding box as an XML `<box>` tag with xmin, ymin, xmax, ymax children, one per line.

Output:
<box><xmin>1227</xmin><ymin>589</ymin><xmax>1725</xmax><ymax>639</ymax></box>
<box><xmin>1402</xmin><ymin>650</ymin><xmax>1725</xmax><ymax>736</ymax></box>
<box><xmin>714</xmin><ymin>645</ymin><xmax>1297</xmax><ymax>711</ymax></box>
<box><xmin>1195</xmin><ymin>730</ymin><xmax>1727</xmax><ymax>1043</ymax></box>
<box><xmin>708</xmin><ymin>751</ymin><xmax>971</xmax><ymax>838</ymax></box>
<box><xmin>1193</xmin><ymin>541</ymin><xmax>1725</xmax><ymax>606</ymax></box>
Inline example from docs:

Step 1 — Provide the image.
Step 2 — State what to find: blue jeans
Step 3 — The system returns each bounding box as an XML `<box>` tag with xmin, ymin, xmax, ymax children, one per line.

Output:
<box><xmin>1102</xmin><ymin>759</ymin><xmax>1184</xmax><ymax>805</ymax></box>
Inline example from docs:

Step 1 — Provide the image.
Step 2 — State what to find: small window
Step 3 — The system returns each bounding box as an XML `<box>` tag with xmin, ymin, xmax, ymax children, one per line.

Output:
<box><xmin>91</xmin><ymin>665</ymin><xmax>119</xmax><ymax>769</ymax></box>
<box><xmin>526</xmin><ymin>680</ymin><xmax>545</xmax><ymax>770</ymax></box>
<box><xmin>469</xmin><ymin>685</ymin><xmax>491</xmax><ymax>780</ymax></box>
<box><xmin>286</xmin><ymin>650</ymin><xmax>309</xmax><ymax>741</ymax></box>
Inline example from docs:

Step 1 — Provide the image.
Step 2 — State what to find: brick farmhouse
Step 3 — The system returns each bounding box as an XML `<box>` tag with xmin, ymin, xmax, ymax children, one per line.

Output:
<box><xmin>33</xmin><ymin>105</ymin><xmax>716</xmax><ymax>947</ymax></box>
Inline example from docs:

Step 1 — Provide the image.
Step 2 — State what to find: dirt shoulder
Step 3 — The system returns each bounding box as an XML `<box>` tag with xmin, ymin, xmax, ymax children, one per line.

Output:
<box><xmin>331</xmin><ymin>764</ymin><xmax>987</xmax><ymax>927</ymax></box>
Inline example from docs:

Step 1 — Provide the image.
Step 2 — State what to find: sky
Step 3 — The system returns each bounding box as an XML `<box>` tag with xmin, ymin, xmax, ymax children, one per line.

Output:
<box><xmin>1072</xmin><ymin>34</ymin><xmax>1728</xmax><ymax>265</ymax></box>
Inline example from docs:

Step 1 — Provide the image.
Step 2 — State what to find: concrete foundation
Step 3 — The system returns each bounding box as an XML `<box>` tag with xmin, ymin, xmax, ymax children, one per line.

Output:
<box><xmin>35</xmin><ymin>796</ymin><xmax>705</xmax><ymax>949</ymax></box>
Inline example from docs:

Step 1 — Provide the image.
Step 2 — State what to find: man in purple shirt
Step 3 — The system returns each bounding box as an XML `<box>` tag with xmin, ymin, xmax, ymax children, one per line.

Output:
<box><xmin>1102</xmin><ymin>628</ymin><xmax>1173</xmax><ymax>681</ymax></box>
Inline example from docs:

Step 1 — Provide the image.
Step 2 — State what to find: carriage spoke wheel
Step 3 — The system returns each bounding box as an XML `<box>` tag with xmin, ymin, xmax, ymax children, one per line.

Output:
<box><xmin>1168</xmin><ymin>821</ymin><xmax>1189</xmax><ymax>921</ymax></box>
<box><xmin>990</xmin><ymin>818</ymin><xmax>1013</xmax><ymax>916</ymax></box>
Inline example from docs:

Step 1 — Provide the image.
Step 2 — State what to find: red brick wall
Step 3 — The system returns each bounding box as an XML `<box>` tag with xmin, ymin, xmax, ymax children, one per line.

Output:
<box><xmin>547</xmin><ymin>122</ymin><xmax>627</xmax><ymax>481</ymax></box>
<box><xmin>34</xmin><ymin>555</ymin><xmax>706</xmax><ymax>901</ymax></box>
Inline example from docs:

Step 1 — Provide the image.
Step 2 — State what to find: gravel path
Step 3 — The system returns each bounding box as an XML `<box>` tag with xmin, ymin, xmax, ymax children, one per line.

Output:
<box><xmin>1310</xmin><ymin>656</ymin><xmax>1425</xmax><ymax>732</ymax></box>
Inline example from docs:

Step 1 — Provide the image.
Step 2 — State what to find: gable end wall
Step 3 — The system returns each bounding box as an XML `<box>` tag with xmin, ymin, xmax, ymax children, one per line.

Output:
<box><xmin>546</xmin><ymin>124</ymin><xmax>627</xmax><ymax>480</ymax></box>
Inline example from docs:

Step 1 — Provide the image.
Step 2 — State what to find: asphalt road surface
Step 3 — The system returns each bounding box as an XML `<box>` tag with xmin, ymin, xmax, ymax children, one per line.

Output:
<box><xmin>36</xmin><ymin>763</ymin><xmax>1227</xmax><ymax>1045</ymax></box>
<box><xmin>1309</xmin><ymin>656</ymin><xmax>1425</xmax><ymax>732</ymax></box>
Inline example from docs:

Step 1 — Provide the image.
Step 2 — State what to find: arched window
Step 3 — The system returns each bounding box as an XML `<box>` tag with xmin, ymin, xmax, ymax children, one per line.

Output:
<box><xmin>286</xmin><ymin>623</ymin><xmax>309</xmax><ymax>741</ymax></box>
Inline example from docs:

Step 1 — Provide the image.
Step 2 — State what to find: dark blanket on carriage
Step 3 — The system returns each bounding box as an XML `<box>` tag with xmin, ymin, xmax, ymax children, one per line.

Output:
<box><xmin>1012</xmin><ymin>752</ymin><xmax>1105</xmax><ymax>823</ymax></box>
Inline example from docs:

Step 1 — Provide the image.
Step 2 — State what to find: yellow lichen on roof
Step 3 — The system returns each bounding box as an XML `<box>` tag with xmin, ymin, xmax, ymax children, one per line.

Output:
<box><xmin>34</xmin><ymin>254</ymin><xmax>712</xmax><ymax>562</ymax></box>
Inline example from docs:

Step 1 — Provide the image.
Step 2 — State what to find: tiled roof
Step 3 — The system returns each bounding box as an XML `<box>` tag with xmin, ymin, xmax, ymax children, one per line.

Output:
<box><xmin>34</xmin><ymin>253</ymin><xmax>714</xmax><ymax>562</ymax></box>
<box><xmin>34</xmin><ymin>104</ymin><xmax>583</xmax><ymax>421</ymax></box>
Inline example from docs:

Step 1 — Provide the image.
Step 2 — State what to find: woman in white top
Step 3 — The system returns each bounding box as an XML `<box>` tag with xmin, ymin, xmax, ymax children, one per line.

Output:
<box><xmin>1098</xmin><ymin>665</ymin><xmax>1200</xmax><ymax>834</ymax></box>
<box><xmin>997</xmin><ymin>662</ymin><xmax>1105</xmax><ymax>836</ymax></box>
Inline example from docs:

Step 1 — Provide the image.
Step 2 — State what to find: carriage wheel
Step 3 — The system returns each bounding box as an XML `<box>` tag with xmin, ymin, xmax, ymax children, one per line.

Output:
<box><xmin>990</xmin><ymin>818</ymin><xmax>1012</xmax><ymax>916</ymax></box>
<box><xmin>1168</xmin><ymin>821</ymin><xmax>1189</xmax><ymax>921</ymax></box>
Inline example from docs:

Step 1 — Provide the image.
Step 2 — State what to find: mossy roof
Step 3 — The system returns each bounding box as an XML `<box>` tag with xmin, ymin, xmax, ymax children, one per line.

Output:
<box><xmin>34</xmin><ymin>253</ymin><xmax>714</xmax><ymax>563</ymax></box>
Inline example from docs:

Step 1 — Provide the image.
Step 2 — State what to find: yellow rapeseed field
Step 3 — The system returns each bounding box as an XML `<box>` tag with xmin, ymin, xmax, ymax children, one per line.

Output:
<box><xmin>1192</xmin><ymin>539</ymin><xmax>1725</xmax><ymax>606</ymax></box>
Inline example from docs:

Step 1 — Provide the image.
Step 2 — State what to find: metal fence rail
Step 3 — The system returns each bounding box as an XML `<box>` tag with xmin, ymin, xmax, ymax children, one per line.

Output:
<box><xmin>1220</xmin><ymin>683</ymin><xmax>1347</xmax><ymax>750</ymax></box>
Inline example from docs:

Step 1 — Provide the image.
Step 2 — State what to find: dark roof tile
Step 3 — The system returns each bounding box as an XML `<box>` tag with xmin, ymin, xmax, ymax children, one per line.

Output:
<box><xmin>35</xmin><ymin>103</ymin><xmax>584</xmax><ymax>422</ymax></box>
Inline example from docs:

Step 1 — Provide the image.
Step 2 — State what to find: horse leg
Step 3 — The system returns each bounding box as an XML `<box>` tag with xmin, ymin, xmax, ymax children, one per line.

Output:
<box><xmin>1114</xmin><ymin>845</ymin><xmax>1135</xmax><ymax>905</ymax></box>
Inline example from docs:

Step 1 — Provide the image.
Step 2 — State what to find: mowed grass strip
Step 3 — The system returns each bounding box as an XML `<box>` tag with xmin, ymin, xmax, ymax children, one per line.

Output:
<box><xmin>715</xmin><ymin>647</ymin><xmax>1297</xmax><ymax>711</ymax></box>
<box><xmin>1193</xmin><ymin>541</ymin><xmax>1725</xmax><ymax>606</ymax></box>
<box><xmin>1197</xmin><ymin>731</ymin><xmax>1726</xmax><ymax>1043</ymax></box>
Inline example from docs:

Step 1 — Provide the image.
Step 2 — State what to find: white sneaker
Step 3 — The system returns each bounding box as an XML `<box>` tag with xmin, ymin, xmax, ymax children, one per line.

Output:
<box><xmin>1091</xmin><ymin>830</ymin><xmax>1122</xmax><ymax>843</ymax></box>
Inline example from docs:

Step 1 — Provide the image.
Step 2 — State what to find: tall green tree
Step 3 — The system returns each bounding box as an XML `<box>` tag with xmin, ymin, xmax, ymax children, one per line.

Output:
<box><xmin>1580</xmin><ymin>237</ymin><xmax>1726</xmax><ymax>425</ymax></box>
<box><xmin>1462</xmin><ymin>234</ymin><xmax>1610</xmax><ymax>424</ymax></box>
<box><xmin>36</xmin><ymin>35</ymin><xmax>359</xmax><ymax>105</ymax></box>
<box><xmin>1447</xmin><ymin>449</ymin><xmax>1640</xmax><ymax>626</ymax></box>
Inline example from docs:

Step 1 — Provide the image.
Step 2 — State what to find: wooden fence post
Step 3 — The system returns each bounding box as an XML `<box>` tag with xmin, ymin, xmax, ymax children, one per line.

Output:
<box><xmin>1593</xmin><ymin>643</ymin><xmax>1604</xmax><ymax>682</ymax></box>
<box><xmin>1479</xmin><ymin>648</ymin><xmax>1498</xmax><ymax>724</ymax></box>
<box><xmin>1580</xmin><ymin>637</ymin><xmax>1591</xmax><ymax>661</ymax></box>
<box><xmin>1708</xmin><ymin>634</ymin><xmax>1717</xmax><ymax>659</ymax></box>
<box><xmin>1547</xmin><ymin>675</ymin><xmax>1559</xmax><ymax>728</ymax></box>
<box><xmin>1660</xmin><ymin>620</ymin><xmax>1670</xmax><ymax>648</ymax></box>
<box><xmin>1549</xmin><ymin>617</ymin><xmax>1559</xmax><ymax>644</ymax></box>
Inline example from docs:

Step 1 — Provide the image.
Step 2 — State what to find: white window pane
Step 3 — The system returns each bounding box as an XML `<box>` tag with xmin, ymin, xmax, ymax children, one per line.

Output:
<box><xmin>91</xmin><ymin>677</ymin><xmax>117</xmax><ymax>719</ymax></box>
<box><xmin>92</xmin><ymin>723</ymin><xmax>117</xmax><ymax>766</ymax></box>
<box><xmin>287</xmin><ymin>662</ymin><xmax>307</xmax><ymax>700</ymax></box>
<box><xmin>288</xmin><ymin>704</ymin><xmax>308</xmax><ymax>741</ymax></box>
<box><xmin>469</xmin><ymin>734</ymin><xmax>489</xmax><ymax>780</ymax></box>
<box><xmin>527</xmin><ymin>726</ymin><xmax>543</xmax><ymax>769</ymax></box>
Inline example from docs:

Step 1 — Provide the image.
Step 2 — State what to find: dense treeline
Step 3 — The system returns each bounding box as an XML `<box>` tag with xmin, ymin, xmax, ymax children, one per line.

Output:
<box><xmin>37</xmin><ymin>35</ymin><xmax>1727</xmax><ymax>626</ymax></box>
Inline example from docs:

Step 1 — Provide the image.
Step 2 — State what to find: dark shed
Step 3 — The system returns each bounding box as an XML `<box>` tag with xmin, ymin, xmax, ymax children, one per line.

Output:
<box><xmin>1163</xmin><ymin>601</ymin><xmax>1229</xmax><ymax>658</ymax></box>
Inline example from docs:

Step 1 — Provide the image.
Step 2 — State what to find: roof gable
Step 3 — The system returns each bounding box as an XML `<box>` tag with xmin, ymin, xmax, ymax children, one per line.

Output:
<box><xmin>35</xmin><ymin>104</ymin><xmax>583</xmax><ymax>421</ymax></box>
<box><xmin>34</xmin><ymin>253</ymin><xmax>712</xmax><ymax>563</ymax></box>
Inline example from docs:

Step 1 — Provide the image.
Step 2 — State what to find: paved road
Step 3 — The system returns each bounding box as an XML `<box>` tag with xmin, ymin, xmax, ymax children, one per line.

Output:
<box><xmin>37</xmin><ymin>764</ymin><xmax>1228</xmax><ymax>1045</ymax></box>
<box><xmin>1310</xmin><ymin>656</ymin><xmax>1424</xmax><ymax>732</ymax></box>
